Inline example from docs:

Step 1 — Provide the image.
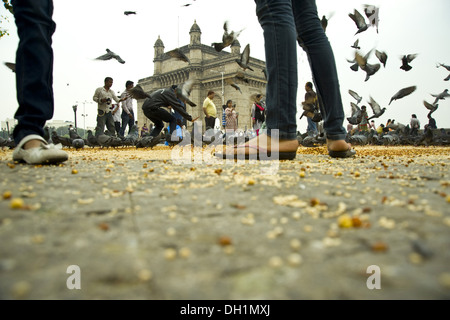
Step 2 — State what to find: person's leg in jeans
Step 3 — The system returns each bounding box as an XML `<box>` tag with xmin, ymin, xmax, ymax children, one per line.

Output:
<box><xmin>292</xmin><ymin>0</ymin><xmax>354</xmax><ymax>154</ymax></box>
<box><xmin>95</xmin><ymin>111</ymin><xmax>106</xmax><ymax>137</ymax></box>
<box><xmin>119</xmin><ymin>112</ymin><xmax>131</xmax><ymax>137</ymax></box>
<box><xmin>12</xmin><ymin>0</ymin><xmax>55</xmax><ymax>145</ymax></box>
<box><xmin>105</xmin><ymin>112</ymin><xmax>116</xmax><ymax>136</ymax></box>
<box><xmin>145</xmin><ymin>108</ymin><xmax>177</xmax><ymax>139</ymax></box>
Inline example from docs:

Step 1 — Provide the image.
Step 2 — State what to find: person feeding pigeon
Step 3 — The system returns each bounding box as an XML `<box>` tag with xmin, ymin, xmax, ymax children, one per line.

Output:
<box><xmin>215</xmin><ymin>0</ymin><xmax>355</xmax><ymax>160</ymax></box>
<box><xmin>140</xmin><ymin>85</ymin><xmax>199</xmax><ymax>145</ymax></box>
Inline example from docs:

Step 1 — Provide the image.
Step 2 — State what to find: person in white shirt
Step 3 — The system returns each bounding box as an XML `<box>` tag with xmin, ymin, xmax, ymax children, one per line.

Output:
<box><xmin>119</xmin><ymin>80</ymin><xmax>135</xmax><ymax>137</ymax></box>
<box><xmin>92</xmin><ymin>77</ymin><xmax>126</xmax><ymax>137</ymax></box>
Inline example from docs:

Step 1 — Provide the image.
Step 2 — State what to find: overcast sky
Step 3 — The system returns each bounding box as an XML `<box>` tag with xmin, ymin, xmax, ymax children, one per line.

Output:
<box><xmin>0</xmin><ymin>0</ymin><xmax>449</xmax><ymax>133</ymax></box>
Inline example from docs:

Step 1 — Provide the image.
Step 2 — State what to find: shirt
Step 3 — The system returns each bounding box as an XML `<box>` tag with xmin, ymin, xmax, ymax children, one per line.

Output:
<box><xmin>120</xmin><ymin>91</ymin><xmax>134</xmax><ymax>115</ymax></box>
<box><xmin>93</xmin><ymin>87</ymin><xmax>121</xmax><ymax>113</ymax></box>
<box><xmin>111</xmin><ymin>104</ymin><xmax>121</xmax><ymax>122</ymax></box>
<box><xmin>203</xmin><ymin>97</ymin><xmax>217</xmax><ymax>117</ymax></box>
<box><xmin>410</xmin><ymin>118</ymin><xmax>420</xmax><ymax>129</ymax></box>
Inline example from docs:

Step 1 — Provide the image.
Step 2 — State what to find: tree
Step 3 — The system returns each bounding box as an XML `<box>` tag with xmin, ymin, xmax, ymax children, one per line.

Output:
<box><xmin>0</xmin><ymin>0</ymin><xmax>13</xmax><ymax>39</ymax></box>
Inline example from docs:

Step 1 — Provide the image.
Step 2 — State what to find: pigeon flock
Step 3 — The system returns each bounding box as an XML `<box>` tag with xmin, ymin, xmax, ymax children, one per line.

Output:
<box><xmin>343</xmin><ymin>4</ymin><xmax>447</xmax><ymax>131</ymax></box>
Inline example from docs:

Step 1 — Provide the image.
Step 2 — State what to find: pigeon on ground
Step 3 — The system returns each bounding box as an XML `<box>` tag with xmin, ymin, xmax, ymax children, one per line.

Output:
<box><xmin>367</xmin><ymin>96</ymin><xmax>386</xmax><ymax>120</ymax></box>
<box><xmin>122</xmin><ymin>125</ymin><xmax>140</xmax><ymax>146</ymax></box>
<box><xmin>86</xmin><ymin>130</ymin><xmax>100</xmax><ymax>147</ymax></box>
<box><xmin>235</xmin><ymin>44</ymin><xmax>254</xmax><ymax>71</ymax></box>
<box><xmin>355</xmin><ymin>50</ymin><xmax>380</xmax><ymax>81</ymax></box>
<box><xmin>175</xmin><ymin>79</ymin><xmax>197</xmax><ymax>107</ymax></box>
<box><xmin>347</xmin><ymin>102</ymin><xmax>363</xmax><ymax>125</ymax></box>
<box><xmin>431</xmin><ymin>89</ymin><xmax>450</xmax><ymax>105</ymax></box>
<box><xmin>351</xmin><ymin>39</ymin><xmax>361</xmax><ymax>50</ymax></box>
<box><xmin>124</xmin><ymin>11</ymin><xmax>136</xmax><ymax>15</ymax></box>
<box><xmin>72</xmin><ymin>139</ymin><xmax>85</xmax><ymax>149</ymax></box>
<box><xmin>363</xmin><ymin>4</ymin><xmax>380</xmax><ymax>33</ymax></box>
<box><xmin>375</xmin><ymin>50</ymin><xmax>388</xmax><ymax>67</ymax></box>
<box><xmin>69</xmin><ymin>128</ymin><xmax>83</xmax><ymax>140</ymax></box>
<box><xmin>423</xmin><ymin>100</ymin><xmax>439</xmax><ymax>116</ymax></box>
<box><xmin>51</xmin><ymin>131</ymin><xmax>72</xmax><ymax>148</ymax></box>
<box><xmin>389</xmin><ymin>86</ymin><xmax>417</xmax><ymax>105</ymax></box>
<box><xmin>95</xmin><ymin>49</ymin><xmax>125</xmax><ymax>64</ymax></box>
<box><xmin>4</xmin><ymin>62</ymin><xmax>15</xmax><ymax>72</ymax></box>
<box><xmin>349</xmin><ymin>9</ymin><xmax>369</xmax><ymax>35</ymax></box>
<box><xmin>400</xmin><ymin>54</ymin><xmax>418</xmax><ymax>71</ymax></box>
<box><xmin>212</xmin><ymin>21</ymin><xmax>244</xmax><ymax>52</ymax></box>
<box><xmin>167</xmin><ymin>48</ymin><xmax>190</xmax><ymax>63</ymax></box>
<box><xmin>348</xmin><ymin>89</ymin><xmax>363</xmax><ymax>104</ymax></box>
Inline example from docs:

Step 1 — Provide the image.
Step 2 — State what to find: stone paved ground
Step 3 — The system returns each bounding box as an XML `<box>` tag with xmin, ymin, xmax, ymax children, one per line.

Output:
<box><xmin>0</xmin><ymin>145</ymin><xmax>449</xmax><ymax>300</ymax></box>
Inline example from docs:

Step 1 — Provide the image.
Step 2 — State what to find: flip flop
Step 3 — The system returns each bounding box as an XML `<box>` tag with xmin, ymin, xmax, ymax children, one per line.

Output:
<box><xmin>215</xmin><ymin>144</ymin><xmax>297</xmax><ymax>161</ymax></box>
<box><xmin>328</xmin><ymin>148</ymin><xmax>356</xmax><ymax>158</ymax></box>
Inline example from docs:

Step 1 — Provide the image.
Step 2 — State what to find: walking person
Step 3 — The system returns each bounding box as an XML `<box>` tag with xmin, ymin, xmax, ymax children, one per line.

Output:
<box><xmin>216</xmin><ymin>0</ymin><xmax>355</xmax><ymax>160</ymax></box>
<box><xmin>11</xmin><ymin>0</ymin><xmax>68</xmax><ymax>164</ymax></box>
<box><xmin>203</xmin><ymin>90</ymin><xmax>217</xmax><ymax>130</ymax></box>
<box><xmin>92</xmin><ymin>77</ymin><xmax>126</xmax><ymax>137</ymax></box>
<box><xmin>119</xmin><ymin>80</ymin><xmax>135</xmax><ymax>138</ymax></box>
<box><xmin>303</xmin><ymin>82</ymin><xmax>319</xmax><ymax>137</ymax></box>
<box><xmin>251</xmin><ymin>94</ymin><xmax>265</xmax><ymax>136</ymax></box>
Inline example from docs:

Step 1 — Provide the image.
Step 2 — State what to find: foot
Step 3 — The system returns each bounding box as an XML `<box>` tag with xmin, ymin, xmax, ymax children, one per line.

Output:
<box><xmin>23</xmin><ymin>139</ymin><xmax>42</xmax><ymax>150</ymax></box>
<box><xmin>327</xmin><ymin>139</ymin><xmax>352</xmax><ymax>152</ymax></box>
<box><xmin>216</xmin><ymin>133</ymin><xmax>299</xmax><ymax>160</ymax></box>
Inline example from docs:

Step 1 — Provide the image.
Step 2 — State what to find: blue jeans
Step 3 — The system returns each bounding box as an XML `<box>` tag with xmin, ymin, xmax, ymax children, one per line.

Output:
<box><xmin>255</xmin><ymin>0</ymin><xmax>346</xmax><ymax>141</ymax></box>
<box><xmin>119</xmin><ymin>111</ymin><xmax>134</xmax><ymax>137</ymax></box>
<box><xmin>306</xmin><ymin>117</ymin><xmax>318</xmax><ymax>135</ymax></box>
<box><xmin>12</xmin><ymin>0</ymin><xmax>56</xmax><ymax>145</ymax></box>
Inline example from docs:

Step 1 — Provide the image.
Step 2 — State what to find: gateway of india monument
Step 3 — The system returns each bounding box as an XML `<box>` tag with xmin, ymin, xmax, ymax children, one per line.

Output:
<box><xmin>136</xmin><ymin>20</ymin><xmax>267</xmax><ymax>132</ymax></box>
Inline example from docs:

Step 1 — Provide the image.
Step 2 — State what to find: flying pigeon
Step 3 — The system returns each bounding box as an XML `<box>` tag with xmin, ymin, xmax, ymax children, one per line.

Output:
<box><xmin>235</xmin><ymin>44</ymin><xmax>254</xmax><ymax>71</ymax></box>
<box><xmin>4</xmin><ymin>62</ymin><xmax>15</xmax><ymax>72</ymax></box>
<box><xmin>375</xmin><ymin>50</ymin><xmax>388</xmax><ymax>67</ymax></box>
<box><xmin>436</xmin><ymin>63</ymin><xmax>450</xmax><ymax>81</ymax></box>
<box><xmin>363</xmin><ymin>4</ymin><xmax>380</xmax><ymax>33</ymax></box>
<box><xmin>348</xmin><ymin>89</ymin><xmax>363</xmax><ymax>104</ymax></box>
<box><xmin>389</xmin><ymin>86</ymin><xmax>417</xmax><ymax>105</ymax></box>
<box><xmin>167</xmin><ymin>48</ymin><xmax>190</xmax><ymax>63</ymax></box>
<box><xmin>367</xmin><ymin>96</ymin><xmax>386</xmax><ymax>120</ymax></box>
<box><xmin>351</xmin><ymin>39</ymin><xmax>361</xmax><ymax>50</ymax></box>
<box><xmin>95</xmin><ymin>49</ymin><xmax>125</xmax><ymax>64</ymax></box>
<box><xmin>226</xmin><ymin>78</ymin><xmax>242</xmax><ymax>93</ymax></box>
<box><xmin>320</xmin><ymin>12</ymin><xmax>334</xmax><ymax>32</ymax></box>
<box><xmin>235</xmin><ymin>71</ymin><xmax>250</xmax><ymax>83</ymax></box>
<box><xmin>124</xmin><ymin>11</ymin><xmax>136</xmax><ymax>15</ymax></box>
<box><xmin>355</xmin><ymin>50</ymin><xmax>380</xmax><ymax>81</ymax></box>
<box><xmin>175</xmin><ymin>79</ymin><xmax>197</xmax><ymax>107</ymax></box>
<box><xmin>347</xmin><ymin>102</ymin><xmax>363</xmax><ymax>125</ymax></box>
<box><xmin>431</xmin><ymin>89</ymin><xmax>450</xmax><ymax>105</ymax></box>
<box><xmin>127</xmin><ymin>85</ymin><xmax>152</xmax><ymax>100</ymax></box>
<box><xmin>423</xmin><ymin>100</ymin><xmax>439</xmax><ymax>116</ymax></box>
<box><xmin>349</xmin><ymin>9</ymin><xmax>369</xmax><ymax>35</ymax></box>
<box><xmin>400</xmin><ymin>54</ymin><xmax>418</xmax><ymax>71</ymax></box>
<box><xmin>211</xmin><ymin>21</ymin><xmax>244</xmax><ymax>52</ymax></box>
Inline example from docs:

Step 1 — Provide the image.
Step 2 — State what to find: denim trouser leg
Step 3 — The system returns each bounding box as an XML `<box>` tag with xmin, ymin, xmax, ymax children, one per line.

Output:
<box><xmin>120</xmin><ymin>111</ymin><xmax>134</xmax><ymax>136</ymax></box>
<box><xmin>292</xmin><ymin>0</ymin><xmax>346</xmax><ymax>141</ymax></box>
<box><xmin>12</xmin><ymin>0</ymin><xmax>56</xmax><ymax>145</ymax></box>
<box><xmin>144</xmin><ymin>108</ymin><xmax>176</xmax><ymax>138</ymax></box>
<box><xmin>255</xmin><ymin>0</ymin><xmax>298</xmax><ymax>140</ymax></box>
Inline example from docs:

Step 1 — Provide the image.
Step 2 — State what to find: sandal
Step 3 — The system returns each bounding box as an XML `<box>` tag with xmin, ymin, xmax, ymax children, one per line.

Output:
<box><xmin>328</xmin><ymin>148</ymin><xmax>356</xmax><ymax>158</ymax></box>
<box><xmin>13</xmin><ymin>134</ymin><xmax>68</xmax><ymax>164</ymax></box>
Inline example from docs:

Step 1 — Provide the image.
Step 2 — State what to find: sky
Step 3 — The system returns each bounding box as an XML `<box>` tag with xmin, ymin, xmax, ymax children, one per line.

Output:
<box><xmin>0</xmin><ymin>0</ymin><xmax>449</xmax><ymax>134</ymax></box>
